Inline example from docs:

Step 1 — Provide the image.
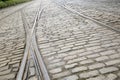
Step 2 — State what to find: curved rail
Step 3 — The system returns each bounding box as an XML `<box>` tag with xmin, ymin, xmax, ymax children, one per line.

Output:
<box><xmin>16</xmin><ymin>0</ymin><xmax>50</xmax><ymax>80</ymax></box>
<box><xmin>54</xmin><ymin>1</ymin><xmax>120</xmax><ymax>34</ymax></box>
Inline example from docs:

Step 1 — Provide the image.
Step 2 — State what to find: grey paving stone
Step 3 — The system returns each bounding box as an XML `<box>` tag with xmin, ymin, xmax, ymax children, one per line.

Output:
<box><xmin>69</xmin><ymin>49</ymin><xmax>86</xmax><ymax>55</ymax></box>
<box><xmin>105</xmin><ymin>59</ymin><xmax>120</xmax><ymax>66</ymax></box>
<box><xmin>80</xmin><ymin>59</ymin><xmax>94</xmax><ymax>65</ymax></box>
<box><xmin>48</xmin><ymin>62</ymin><xmax>65</xmax><ymax>69</ymax></box>
<box><xmin>0</xmin><ymin>69</ymin><xmax>11</xmax><ymax>76</ymax></box>
<box><xmin>0</xmin><ymin>65</ymin><xmax>9</xmax><ymax>72</ymax></box>
<box><xmin>95</xmin><ymin>56</ymin><xmax>109</xmax><ymax>61</ymax></box>
<box><xmin>99</xmin><ymin>67</ymin><xmax>119</xmax><ymax>74</ymax></box>
<box><xmin>57</xmin><ymin>48</ymin><xmax>71</xmax><ymax>53</ymax></box>
<box><xmin>8</xmin><ymin>60</ymin><xmax>20</xmax><ymax>65</ymax></box>
<box><xmin>59</xmin><ymin>75</ymin><xmax>79</xmax><ymax>80</ymax></box>
<box><xmin>72</xmin><ymin>66</ymin><xmax>88</xmax><ymax>73</ymax></box>
<box><xmin>12</xmin><ymin>57</ymin><xmax>23</xmax><ymax>61</ymax></box>
<box><xmin>109</xmin><ymin>54</ymin><xmax>120</xmax><ymax>59</ymax></box>
<box><xmin>100</xmin><ymin>50</ymin><xmax>116</xmax><ymax>56</ymax></box>
<box><xmin>49</xmin><ymin>59</ymin><xmax>61</xmax><ymax>64</ymax></box>
<box><xmin>53</xmin><ymin>71</ymin><xmax>71</xmax><ymax>79</ymax></box>
<box><xmin>49</xmin><ymin>68</ymin><xmax>62</xmax><ymax>74</ymax></box>
<box><xmin>13</xmin><ymin>68</ymin><xmax>19</xmax><ymax>72</ymax></box>
<box><xmin>79</xmin><ymin>70</ymin><xmax>99</xmax><ymax>78</ymax></box>
<box><xmin>107</xmin><ymin>74</ymin><xmax>117</xmax><ymax>80</ymax></box>
<box><xmin>67</xmin><ymin>57</ymin><xmax>87</xmax><ymax>64</ymax></box>
<box><xmin>88</xmin><ymin>63</ymin><xmax>105</xmax><ymax>70</ymax></box>
<box><xmin>86</xmin><ymin>75</ymin><xmax>106</xmax><ymax>80</ymax></box>
<box><xmin>0</xmin><ymin>58</ymin><xmax>7</xmax><ymax>62</ymax></box>
<box><xmin>86</xmin><ymin>46</ymin><xmax>101</xmax><ymax>51</ymax></box>
<box><xmin>0</xmin><ymin>73</ymin><xmax>16</xmax><ymax>79</ymax></box>
<box><xmin>87</xmin><ymin>54</ymin><xmax>100</xmax><ymax>58</ymax></box>
<box><xmin>64</xmin><ymin>55</ymin><xmax>77</xmax><ymax>60</ymax></box>
<box><xmin>12</xmin><ymin>63</ymin><xmax>20</xmax><ymax>67</ymax></box>
<box><xmin>28</xmin><ymin>76</ymin><xmax>37</xmax><ymax>80</ymax></box>
<box><xmin>79</xmin><ymin>51</ymin><xmax>93</xmax><ymax>57</ymax></box>
<box><xmin>65</xmin><ymin>63</ymin><xmax>78</xmax><ymax>69</ymax></box>
<box><xmin>0</xmin><ymin>60</ymin><xmax>10</xmax><ymax>64</ymax></box>
<box><xmin>0</xmin><ymin>63</ymin><xmax>7</xmax><ymax>68</ymax></box>
<box><xmin>0</xmin><ymin>43</ymin><xmax>5</xmax><ymax>50</ymax></box>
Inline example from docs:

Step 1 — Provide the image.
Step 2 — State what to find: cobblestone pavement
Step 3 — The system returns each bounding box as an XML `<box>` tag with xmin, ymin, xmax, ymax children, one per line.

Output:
<box><xmin>0</xmin><ymin>1</ymin><xmax>33</xmax><ymax>21</ymax></box>
<box><xmin>0</xmin><ymin>1</ymin><xmax>37</xmax><ymax>80</ymax></box>
<box><xmin>0</xmin><ymin>0</ymin><xmax>43</xmax><ymax>79</ymax></box>
<box><xmin>0</xmin><ymin>11</ymin><xmax>25</xmax><ymax>79</ymax></box>
<box><xmin>0</xmin><ymin>0</ymin><xmax>120</xmax><ymax>80</ymax></box>
<box><xmin>61</xmin><ymin>0</ymin><xmax>120</xmax><ymax>30</ymax></box>
<box><xmin>36</xmin><ymin>0</ymin><xmax>120</xmax><ymax>80</ymax></box>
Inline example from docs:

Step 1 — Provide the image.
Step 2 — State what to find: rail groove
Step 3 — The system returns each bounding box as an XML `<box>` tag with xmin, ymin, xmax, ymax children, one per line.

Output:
<box><xmin>54</xmin><ymin>1</ymin><xmax>120</xmax><ymax>34</ymax></box>
<box><xmin>16</xmin><ymin>0</ymin><xmax>50</xmax><ymax>80</ymax></box>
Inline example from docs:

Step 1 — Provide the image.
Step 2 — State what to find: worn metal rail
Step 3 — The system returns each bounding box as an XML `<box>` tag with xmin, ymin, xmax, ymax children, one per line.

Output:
<box><xmin>54</xmin><ymin>0</ymin><xmax>120</xmax><ymax>34</ymax></box>
<box><xmin>16</xmin><ymin>0</ymin><xmax>50</xmax><ymax>80</ymax></box>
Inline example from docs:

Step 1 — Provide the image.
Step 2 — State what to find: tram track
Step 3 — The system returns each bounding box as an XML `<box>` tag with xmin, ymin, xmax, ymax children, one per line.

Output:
<box><xmin>16</xmin><ymin>0</ymin><xmax>50</xmax><ymax>80</ymax></box>
<box><xmin>19</xmin><ymin>0</ymin><xmax>120</xmax><ymax>80</ymax></box>
<box><xmin>54</xmin><ymin>1</ymin><xmax>120</xmax><ymax>34</ymax></box>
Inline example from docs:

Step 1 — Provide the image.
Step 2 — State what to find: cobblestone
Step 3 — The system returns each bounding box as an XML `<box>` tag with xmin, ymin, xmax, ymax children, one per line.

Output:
<box><xmin>52</xmin><ymin>71</ymin><xmax>71</xmax><ymax>79</ymax></box>
<box><xmin>0</xmin><ymin>69</ymin><xmax>11</xmax><ymax>75</ymax></box>
<box><xmin>99</xmin><ymin>67</ymin><xmax>119</xmax><ymax>74</ymax></box>
<box><xmin>49</xmin><ymin>59</ymin><xmax>61</xmax><ymax>64</ymax></box>
<box><xmin>79</xmin><ymin>51</ymin><xmax>93</xmax><ymax>57</ymax></box>
<box><xmin>100</xmin><ymin>50</ymin><xmax>116</xmax><ymax>56</ymax></box>
<box><xmin>35</xmin><ymin>0</ymin><xmax>120</xmax><ymax>79</ymax></box>
<box><xmin>57</xmin><ymin>48</ymin><xmax>71</xmax><ymax>53</ymax></box>
<box><xmin>49</xmin><ymin>68</ymin><xmax>62</xmax><ymax>74</ymax></box>
<box><xmin>48</xmin><ymin>62</ymin><xmax>65</xmax><ymax>69</ymax></box>
<box><xmin>79</xmin><ymin>70</ymin><xmax>99</xmax><ymax>78</ymax></box>
<box><xmin>88</xmin><ymin>63</ymin><xmax>105</xmax><ymax>70</ymax></box>
<box><xmin>86</xmin><ymin>74</ymin><xmax>118</xmax><ymax>80</ymax></box>
<box><xmin>87</xmin><ymin>54</ymin><xmax>100</xmax><ymax>58</ymax></box>
<box><xmin>59</xmin><ymin>75</ymin><xmax>79</xmax><ymax>80</ymax></box>
<box><xmin>67</xmin><ymin>57</ymin><xmax>87</xmax><ymax>64</ymax></box>
<box><xmin>107</xmin><ymin>74</ymin><xmax>117</xmax><ymax>80</ymax></box>
<box><xmin>0</xmin><ymin>65</ymin><xmax>9</xmax><ymax>71</ymax></box>
<box><xmin>0</xmin><ymin>73</ymin><xmax>16</xmax><ymax>79</ymax></box>
<box><xmin>0</xmin><ymin>2</ymin><xmax>25</xmax><ymax>79</ymax></box>
<box><xmin>80</xmin><ymin>59</ymin><xmax>94</xmax><ymax>65</ymax></box>
<box><xmin>109</xmin><ymin>54</ymin><xmax>120</xmax><ymax>59</ymax></box>
<box><xmin>95</xmin><ymin>56</ymin><xmax>109</xmax><ymax>61</ymax></box>
<box><xmin>86</xmin><ymin>46</ymin><xmax>101</xmax><ymax>51</ymax></box>
<box><xmin>65</xmin><ymin>63</ymin><xmax>78</xmax><ymax>69</ymax></box>
<box><xmin>64</xmin><ymin>55</ymin><xmax>77</xmax><ymax>60</ymax></box>
<box><xmin>105</xmin><ymin>59</ymin><xmax>120</xmax><ymax>66</ymax></box>
<box><xmin>86</xmin><ymin>75</ymin><xmax>106</xmax><ymax>80</ymax></box>
<box><xmin>28</xmin><ymin>77</ymin><xmax>37</xmax><ymax>80</ymax></box>
<box><xmin>69</xmin><ymin>49</ymin><xmax>86</xmax><ymax>55</ymax></box>
<box><xmin>72</xmin><ymin>66</ymin><xmax>88</xmax><ymax>73</ymax></box>
<box><xmin>0</xmin><ymin>63</ymin><xmax>7</xmax><ymax>68</ymax></box>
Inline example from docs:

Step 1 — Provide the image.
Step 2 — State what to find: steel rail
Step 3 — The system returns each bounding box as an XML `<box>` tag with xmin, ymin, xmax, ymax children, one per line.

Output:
<box><xmin>16</xmin><ymin>7</ymin><xmax>42</xmax><ymax>80</ymax></box>
<box><xmin>54</xmin><ymin>1</ymin><xmax>120</xmax><ymax>34</ymax></box>
<box><xmin>28</xmin><ymin>7</ymin><xmax>50</xmax><ymax>80</ymax></box>
<box><xmin>16</xmin><ymin>0</ymin><xmax>50</xmax><ymax>80</ymax></box>
<box><xmin>30</xmin><ymin>5</ymin><xmax>50</xmax><ymax>80</ymax></box>
<box><xmin>32</xmin><ymin>26</ymin><xmax>51</xmax><ymax>80</ymax></box>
